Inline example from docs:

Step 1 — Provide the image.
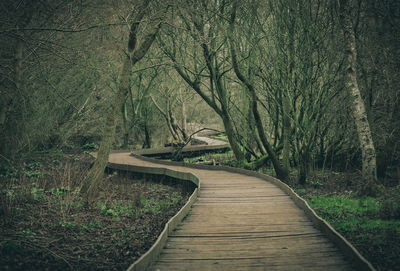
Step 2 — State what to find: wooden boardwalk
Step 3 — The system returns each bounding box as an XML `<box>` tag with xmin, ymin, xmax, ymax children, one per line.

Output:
<box><xmin>131</xmin><ymin>135</ymin><xmax>229</xmax><ymax>159</ymax></box>
<box><xmin>109</xmin><ymin>152</ymin><xmax>360</xmax><ymax>271</ymax></box>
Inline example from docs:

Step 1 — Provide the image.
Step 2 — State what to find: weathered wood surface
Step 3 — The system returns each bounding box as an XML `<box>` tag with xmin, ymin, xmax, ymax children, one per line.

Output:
<box><xmin>107</xmin><ymin>152</ymin><xmax>372</xmax><ymax>271</ymax></box>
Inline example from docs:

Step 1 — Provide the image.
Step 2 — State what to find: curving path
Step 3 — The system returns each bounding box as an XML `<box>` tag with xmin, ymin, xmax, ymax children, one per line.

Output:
<box><xmin>192</xmin><ymin>134</ymin><xmax>228</xmax><ymax>146</ymax></box>
<box><xmin>108</xmin><ymin>150</ymin><xmax>375</xmax><ymax>271</ymax></box>
<box><xmin>130</xmin><ymin>134</ymin><xmax>229</xmax><ymax>159</ymax></box>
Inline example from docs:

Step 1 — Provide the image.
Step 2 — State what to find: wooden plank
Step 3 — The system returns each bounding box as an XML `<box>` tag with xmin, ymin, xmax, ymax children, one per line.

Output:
<box><xmin>163</xmin><ymin>239</ymin><xmax>337</xmax><ymax>251</ymax></box>
<box><xmin>157</xmin><ymin>250</ymin><xmax>345</xmax><ymax>260</ymax></box>
<box><xmin>174</xmin><ymin>223</ymin><xmax>316</xmax><ymax>233</ymax></box>
<box><xmin>181</xmin><ymin>216</ymin><xmax>312</xmax><ymax>225</ymax></box>
<box><xmin>152</xmin><ymin>255</ymin><xmax>352</xmax><ymax>269</ymax></box>
<box><xmin>162</xmin><ymin>236</ymin><xmax>334</xmax><ymax>252</ymax></box>
<box><xmin>151</xmin><ymin>261</ymin><xmax>353</xmax><ymax>271</ymax></box>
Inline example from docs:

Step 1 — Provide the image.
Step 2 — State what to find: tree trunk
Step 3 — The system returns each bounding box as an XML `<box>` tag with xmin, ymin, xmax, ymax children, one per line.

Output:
<box><xmin>298</xmin><ymin>150</ymin><xmax>309</xmax><ymax>185</ymax></box>
<box><xmin>182</xmin><ymin>94</ymin><xmax>188</xmax><ymax>141</ymax></box>
<box><xmin>81</xmin><ymin>57</ymin><xmax>132</xmax><ymax>199</ymax></box>
<box><xmin>228</xmin><ymin>3</ymin><xmax>288</xmax><ymax>180</ymax></box>
<box><xmin>82</xmin><ymin>1</ymin><xmax>160</xmax><ymax>199</ymax></box>
<box><xmin>166</xmin><ymin>104</ymin><xmax>180</xmax><ymax>141</ymax></box>
<box><xmin>150</xmin><ymin>95</ymin><xmax>181</xmax><ymax>141</ymax></box>
<box><xmin>121</xmin><ymin>100</ymin><xmax>129</xmax><ymax>148</ymax></box>
<box><xmin>181</xmin><ymin>98</ymin><xmax>188</xmax><ymax>140</ymax></box>
<box><xmin>282</xmin><ymin>91</ymin><xmax>291</xmax><ymax>170</ymax></box>
<box><xmin>169</xmin><ymin>112</ymin><xmax>183</xmax><ymax>142</ymax></box>
<box><xmin>251</xmin><ymin>93</ymin><xmax>289</xmax><ymax>180</ymax></box>
<box><xmin>221</xmin><ymin>114</ymin><xmax>245</xmax><ymax>161</ymax></box>
<box><xmin>142</xmin><ymin>123</ymin><xmax>151</xmax><ymax>149</ymax></box>
<box><xmin>283</xmin><ymin>10</ymin><xmax>295</xmax><ymax>173</ymax></box>
<box><xmin>247</xmin><ymin>99</ymin><xmax>266</xmax><ymax>156</ymax></box>
<box><xmin>341</xmin><ymin>0</ymin><xmax>378</xmax><ymax>186</ymax></box>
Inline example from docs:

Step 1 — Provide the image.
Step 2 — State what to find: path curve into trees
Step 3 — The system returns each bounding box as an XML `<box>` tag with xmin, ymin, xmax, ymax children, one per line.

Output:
<box><xmin>192</xmin><ymin>134</ymin><xmax>228</xmax><ymax>146</ymax></box>
<box><xmin>108</xmin><ymin>141</ymin><xmax>374</xmax><ymax>271</ymax></box>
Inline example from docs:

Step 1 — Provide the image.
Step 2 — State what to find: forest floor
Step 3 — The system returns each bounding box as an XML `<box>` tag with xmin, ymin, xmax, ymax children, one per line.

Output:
<box><xmin>184</xmin><ymin>150</ymin><xmax>400</xmax><ymax>271</ymax></box>
<box><xmin>0</xmin><ymin>148</ymin><xmax>191</xmax><ymax>270</ymax></box>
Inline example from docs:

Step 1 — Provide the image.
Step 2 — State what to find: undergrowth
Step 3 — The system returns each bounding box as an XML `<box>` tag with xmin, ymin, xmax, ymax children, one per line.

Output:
<box><xmin>293</xmin><ymin>177</ymin><xmax>400</xmax><ymax>271</ymax></box>
<box><xmin>0</xmin><ymin>149</ymin><xmax>190</xmax><ymax>270</ymax></box>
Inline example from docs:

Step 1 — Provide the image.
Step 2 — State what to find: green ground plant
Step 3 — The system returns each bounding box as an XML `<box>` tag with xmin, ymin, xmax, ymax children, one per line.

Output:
<box><xmin>304</xmin><ymin>193</ymin><xmax>400</xmax><ymax>270</ymax></box>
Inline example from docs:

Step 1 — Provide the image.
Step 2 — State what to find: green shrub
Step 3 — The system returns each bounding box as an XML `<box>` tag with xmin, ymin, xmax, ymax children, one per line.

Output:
<box><xmin>101</xmin><ymin>205</ymin><xmax>118</xmax><ymax>217</ymax></box>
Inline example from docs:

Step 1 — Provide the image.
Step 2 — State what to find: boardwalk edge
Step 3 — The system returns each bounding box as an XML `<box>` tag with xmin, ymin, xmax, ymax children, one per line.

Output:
<box><xmin>129</xmin><ymin>152</ymin><xmax>376</xmax><ymax>271</ymax></box>
<box><xmin>105</xmin><ymin>162</ymin><xmax>200</xmax><ymax>271</ymax></box>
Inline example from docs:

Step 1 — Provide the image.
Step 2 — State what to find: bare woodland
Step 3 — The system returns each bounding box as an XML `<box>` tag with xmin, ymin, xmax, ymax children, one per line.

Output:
<box><xmin>1</xmin><ymin>0</ymin><xmax>399</xmax><ymax>193</ymax></box>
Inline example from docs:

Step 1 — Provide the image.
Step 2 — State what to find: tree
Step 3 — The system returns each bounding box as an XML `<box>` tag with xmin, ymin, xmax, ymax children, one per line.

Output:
<box><xmin>121</xmin><ymin>68</ymin><xmax>159</xmax><ymax>148</ymax></box>
<box><xmin>355</xmin><ymin>0</ymin><xmax>400</xmax><ymax>179</ymax></box>
<box><xmin>81</xmin><ymin>0</ymin><xmax>165</xmax><ymax>200</ymax></box>
<box><xmin>225</xmin><ymin>0</ymin><xmax>345</xmax><ymax>183</ymax></box>
<box><xmin>158</xmin><ymin>0</ymin><xmax>247</xmax><ymax>161</ymax></box>
<box><xmin>339</xmin><ymin>0</ymin><xmax>378</xmax><ymax>187</ymax></box>
<box><xmin>228</xmin><ymin>0</ymin><xmax>289</xmax><ymax>180</ymax></box>
<box><xmin>0</xmin><ymin>0</ymin><xmax>103</xmax><ymax>156</ymax></box>
<box><xmin>149</xmin><ymin>68</ymin><xmax>189</xmax><ymax>143</ymax></box>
